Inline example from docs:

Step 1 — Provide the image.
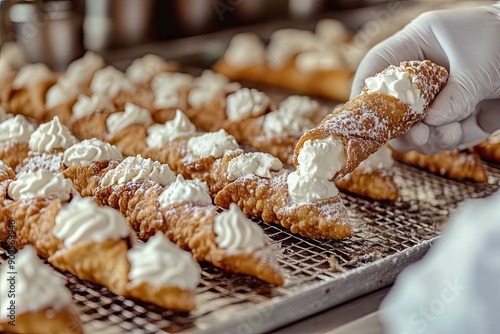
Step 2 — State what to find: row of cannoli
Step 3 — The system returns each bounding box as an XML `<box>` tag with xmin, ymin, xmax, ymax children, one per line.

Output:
<box><xmin>0</xmin><ymin>114</ymin><xmax>285</xmax><ymax>283</ymax></box>
<box><xmin>0</xmin><ymin>44</ymin><xmax>404</xmax><ymax>201</ymax></box>
<box><xmin>0</xmin><ymin>97</ymin><xmax>352</xmax><ymax>240</ymax></box>
<box><xmin>0</xmin><ymin>114</ymin><xmax>289</xmax><ymax>331</ymax></box>
<box><xmin>213</xmin><ymin>19</ymin><xmax>355</xmax><ymax>101</ymax></box>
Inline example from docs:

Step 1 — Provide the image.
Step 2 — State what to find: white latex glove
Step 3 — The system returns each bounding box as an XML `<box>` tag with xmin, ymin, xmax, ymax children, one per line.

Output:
<box><xmin>380</xmin><ymin>190</ymin><xmax>500</xmax><ymax>334</ymax></box>
<box><xmin>351</xmin><ymin>4</ymin><xmax>500</xmax><ymax>154</ymax></box>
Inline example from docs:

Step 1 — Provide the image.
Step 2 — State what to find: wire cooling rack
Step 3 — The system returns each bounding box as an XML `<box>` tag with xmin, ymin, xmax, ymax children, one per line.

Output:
<box><xmin>1</xmin><ymin>162</ymin><xmax>498</xmax><ymax>334</ymax></box>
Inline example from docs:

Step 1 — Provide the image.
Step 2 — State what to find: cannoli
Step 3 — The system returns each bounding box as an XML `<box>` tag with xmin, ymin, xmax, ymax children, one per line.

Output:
<box><xmin>144</xmin><ymin>118</ymin><xmax>245</xmax><ymax>195</ymax></box>
<box><xmin>90</xmin><ymin>65</ymin><xmax>142</xmax><ymax>110</ymax></box>
<box><xmin>391</xmin><ymin>149</ymin><xmax>488</xmax><ymax>183</ymax></box>
<box><xmin>187</xmin><ymin>86</ymin><xmax>270</xmax><ymax>142</ymax></box>
<box><xmin>0</xmin><ymin>42</ymin><xmax>27</xmax><ymax>108</ymax></box>
<box><xmin>125</xmin><ymin>53</ymin><xmax>175</xmax><ymax>88</ymax></box>
<box><xmin>71</xmin><ymin>102</ymin><xmax>152</xmax><ymax>156</ymax></box>
<box><xmin>335</xmin><ymin>146</ymin><xmax>399</xmax><ymax>201</ymax></box>
<box><xmin>215</xmin><ymin>168</ymin><xmax>351</xmax><ymax>239</ymax></box>
<box><xmin>294</xmin><ymin>60</ymin><xmax>449</xmax><ymax>181</ymax></box>
<box><xmin>70</xmin><ymin>93</ymin><xmax>116</xmax><ymax>124</ymax></box>
<box><xmin>474</xmin><ymin>130</ymin><xmax>500</xmax><ymax>163</ymax></box>
<box><xmin>248</xmin><ymin>95</ymin><xmax>325</xmax><ymax>165</ymax></box>
<box><xmin>213</xmin><ymin>26</ymin><xmax>354</xmax><ymax>101</ymax></box>
<box><xmin>149</xmin><ymin>71</ymin><xmax>194</xmax><ymax>123</ymax></box>
<box><xmin>0</xmin><ymin>246</ymin><xmax>83</xmax><ymax>334</ymax></box>
<box><xmin>50</xmin><ymin>198</ymin><xmax>200</xmax><ymax>311</ymax></box>
<box><xmin>8</xmin><ymin>63</ymin><xmax>57</xmax><ymax>120</ymax></box>
<box><xmin>1</xmin><ymin>170</ymin><xmax>75</xmax><ymax>258</ymax></box>
<box><xmin>19</xmin><ymin>116</ymin><xmax>77</xmax><ymax>174</ymax></box>
<box><xmin>63</xmin><ymin>152</ymin><xmax>284</xmax><ymax>285</ymax></box>
<box><xmin>44</xmin><ymin>52</ymin><xmax>105</xmax><ymax>123</ymax></box>
<box><xmin>0</xmin><ymin>114</ymin><xmax>35</xmax><ymax>170</ymax></box>
<box><xmin>1</xmin><ymin>185</ymin><xmax>200</xmax><ymax>311</ymax></box>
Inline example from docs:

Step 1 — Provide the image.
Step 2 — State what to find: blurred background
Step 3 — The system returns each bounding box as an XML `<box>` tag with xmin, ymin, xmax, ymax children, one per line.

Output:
<box><xmin>0</xmin><ymin>0</ymin><xmax>472</xmax><ymax>70</ymax></box>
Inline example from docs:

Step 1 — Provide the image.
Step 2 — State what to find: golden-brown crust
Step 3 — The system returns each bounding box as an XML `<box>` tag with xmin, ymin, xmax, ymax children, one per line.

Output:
<box><xmin>214</xmin><ymin>172</ymin><xmax>352</xmax><ymax>239</ymax></box>
<box><xmin>186</xmin><ymin>93</ymin><xmax>267</xmax><ymax>143</ymax></box>
<box><xmin>161</xmin><ymin>202</ymin><xmax>284</xmax><ymax>285</ymax></box>
<box><xmin>151</xmin><ymin>88</ymin><xmax>190</xmax><ymax>124</ymax></box>
<box><xmin>94</xmin><ymin>180</ymin><xmax>165</xmax><ymax>240</ymax></box>
<box><xmin>0</xmin><ymin>141</ymin><xmax>30</xmax><ymax>171</ymax></box>
<box><xmin>474</xmin><ymin>140</ymin><xmax>500</xmax><ymax>163</ymax></box>
<box><xmin>213</xmin><ymin>58</ymin><xmax>354</xmax><ymax>102</ymax></box>
<box><xmin>127</xmin><ymin>282</ymin><xmax>196</xmax><ymax>312</ymax></box>
<box><xmin>335</xmin><ymin>167</ymin><xmax>399</xmax><ymax>201</ymax></box>
<box><xmin>105</xmin><ymin>124</ymin><xmax>149</xmax><ymax>157</ymax></box>
<box><xmin>62</xmin><ymin>160</ymin><xmax>118</xmax><ymax>197</ymax></box>
<box><xmin>69</xmin><ymin>110</ymin><xmax>110</xmax><ymax>140</ymax></box>
<box><xmin>43</xmin><ymin>97</ymin><xmax>77</xmax><ymax>124</ymax></box>
<box><xmin>113</xmin><ymin>86</ymin><xmax>155</xmax><ymax>112</ymax></box>
<box><xmin>180</xmin><ymin>150</ymin><xmax>243</xmax><ymax>196</ymax></box>
<box><xmin>91</xmin><ymin>176</ymin><xmax>284</xmax><ymax>285</ymax></box>
<box><xmin>142</xmin><ymin>136</ymin><xmax>192</xmax><ymax>174</ymax></box>
<box><xmin>9</xmin><ymin>78</ymin><xmax>57</xmax><ymax>120</ymax></box>
<box><xmin>48</xmin><ymin>238</ymin><xmax>132</xmax><ymax>296</ymax></box>
<box><xmin>248</xmin><ymin>133</ymin><xmax>298</xmax><ymax>165</ymax></box>
<box><xmin>0</xmin><ymin>165</ymin><xmax>15</xmax><ymax>204</ymax></box>
<box><xmin>294</xmin><ymin>60</ymin><xmax>449</xmax><ymax>181</ymax></box>
<box><xmin>0</xmin><ymin>198</ymin><xmax>65</xmax><ymax>258</ymax></box>
<box><xmin>0</xmin><ymin>72</ymin><xmax>16</xmax><ymax>110</ymax></box>
<box><xmin>0</xmin><ymin>306</ymin><xmax>84</xmax><ymax>334</ymax></box>
<box><xmin>392</xmin><ymin>150</ymin><xmax>488</xmax><ymax>182</ymax></box>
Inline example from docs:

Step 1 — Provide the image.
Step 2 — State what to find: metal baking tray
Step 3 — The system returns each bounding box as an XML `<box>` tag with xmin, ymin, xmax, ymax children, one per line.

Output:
<box><xmin>1</xmin><ymin>162</ymin><xmax>499</xmax><ymax>333</ymax></box>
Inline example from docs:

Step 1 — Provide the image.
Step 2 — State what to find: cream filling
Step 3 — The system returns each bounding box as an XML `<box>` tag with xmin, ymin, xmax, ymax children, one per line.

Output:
<box><xmin>365</xmin><ymin>67</ymin><xmax>425</xmax><ymax>113</ymax></box>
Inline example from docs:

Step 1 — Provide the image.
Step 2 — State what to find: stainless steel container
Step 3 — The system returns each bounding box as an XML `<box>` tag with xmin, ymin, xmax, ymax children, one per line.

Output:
<box><xmin>2</xmin><ymin>0</ymin><xmax>82</xmax><ymax>70</ymax></box>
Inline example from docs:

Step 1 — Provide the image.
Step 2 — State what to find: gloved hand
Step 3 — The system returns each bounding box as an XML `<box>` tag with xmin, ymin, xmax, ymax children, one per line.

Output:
<box><xmin>351</xmin><ymin>4</ymin><xmax>500</xmax><ymax>154</ymax></box>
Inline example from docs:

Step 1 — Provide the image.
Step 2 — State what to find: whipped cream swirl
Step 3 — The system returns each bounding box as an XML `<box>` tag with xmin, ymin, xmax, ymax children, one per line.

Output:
<box><xmin>29</xmin><ymin>116</ymin><xmax>77</xmax><ymax>152</ymax></box>
<box><xmin>101</xmin><ymin>155</ymin><xmax>176</xmax><ymax>187</ymax></box>
<box><xmin>65</xmin><ymin>51</ymin><xmax>105</xmax><ymax>84</ymax></box>
<box><xmin>90</xmin><ymin>66</ymin><xmax>134</xmax><ymax>98</ymax></box>
<box><xmin>64</xmin><ymin>138</ymin><xmax>122</xmax><ymax>167</ymax></box>
<box><xmin>365</xmin><ymin>67</ymin><xmax>425</xmax><ymax>113</ymax></box>
<box><xmin>45</xmin><ymin>76</ymin><xmax>82</xmax><ymax>109</ymax></box>
<box><xmin>53</xmin><ymin>197</ymin><xmax>130</xmax><ymax>248</ymax></box>
<box><xmin>158</xmin><ymin>175</ymin><xmax>212</xmax><ymax>207</ymax></box>
<box><xmin>226</xmin><ymin>88</ymin><xmax>270</xmax><ymax>121</ymax></box>
<box><xmin>146</xmin><ymin>109</ymin><xmax>196</xmax><ymax>148</ymax></box>
<box><xmin>266</xmin><ymin>29</ymin><xmax>321</xmax><ymax>69</ymax></box>
<box><xmin>127</xmin><ymin>233</ymin><xmax>200</xmax><ymax>290</ymax></box>
<box><xmin>214</xmin><ymin>203</ymin><xmax>266</xmax><ymax>253</ymax></box>
<box><xmin>224</xmin><ymin>33</ymin><xmax>266</xmax><ymax>68</ymax></box>
<box><xmin>8</xmin><ymin>170</ymin><xmax>74</xmax><ymax>201</ymax></box>
<box><xmin>0</xmin><ymin>115</ymin><xmax>35</xmax><ymax>143</ymax></box>
<box><xmin>226</xmin><ymin>152</ymin><xmax>282</xmax><ymax>181</ymax></box>
<box><xmin>12</xmin><ymin>63</ymin><xmax>53</xmax><ymax>89</ymax></box>
<box><xmin>72</xmin><ymin>94</ymin><xmax>114</xmax><ymax>120</ymax></box>
<box><xmin>126</xmin><ymin>54</ymin><xmax>169</xmax><ymax>84</ymax></box>
<box><xmin>106</xmin><ymin>103</ymin><xmax>152</xmax><ymax>135</ymax></box>
<box><xmin>152</xmin><ymin>72</ymin><xmax>194</xmax><ymax>109</ymax></box>
<box><xmin>187</xmin><ymin>130</ymin><xmax>239</xmax><ymax>159</ymax></box>
<box><xmin>0</xmin><ymin>246</ymin><xmax>72</xmax><ymax>320</ymax></box>
<box><xmin>263</xmin><ymin>111</ymin><xmax>314</xmax><ymax>137</ymax></box>
<box><xmin>188</xmin><ymin>70</ymin><xmax>232</xmax><ymax>108</ymax></box>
